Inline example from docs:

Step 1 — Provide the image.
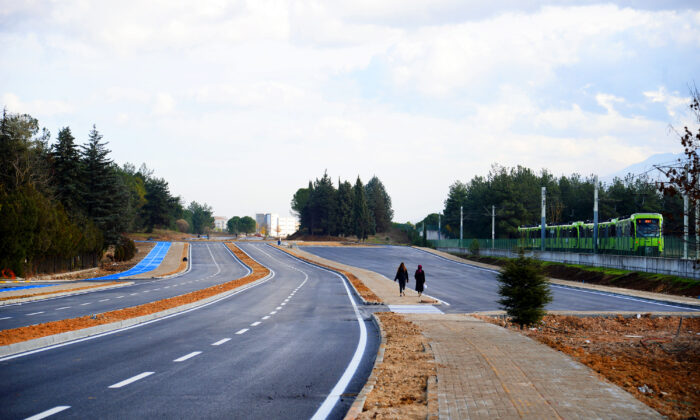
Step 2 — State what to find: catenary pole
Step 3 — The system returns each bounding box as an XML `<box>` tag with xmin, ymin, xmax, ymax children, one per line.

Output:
<box><xmin>492</xmin><ymin>205</ymin><xmax>495</xmax><ymax>250</ymax></box>
<box><xmin>541</xmin><ymin>187</ymin><xmax>546</xmax><ymax>251</ymax></box>
<box><xmin>684</xmin><ymin>189</ymin><xmax>689</xmax><ymax>260</ymax></box>
<box><xmin>460</xmin><ymin>206</ymin><xmax>463</xmax><ymax>247</ymax></box>
<box><xmin>593</xmin><ymin>175</ymin><xmax>599</xmax><ymax>254</ymax></box>
<box><xmin>438</xmin><ymin>214</ymin><xmax>441</xmax><ymax>241</ymax></box>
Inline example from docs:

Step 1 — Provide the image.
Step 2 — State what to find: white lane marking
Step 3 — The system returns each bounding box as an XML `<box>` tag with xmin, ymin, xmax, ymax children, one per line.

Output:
<box><xmin>206</xmin><ymin>244</ymin><xmax>222</xmax><ymax>277</ymax></box>
<box><xmin>109</xmin><ymin>372</ymin><xmax>155</xmax><ymax>388</ymax></box>
<box><xmin>270</xmin><ymin>311</ymin><xmax>277</xmax><ymax>315</ymax></box>
<box><xmin>142</xmin><ymin>290</ymin><xmax>150</xmax><ymax>293</ymax></box>
<box><xmin>276</xmin><ymin>306</ymin><xmax>282</xmax><ymax>310</ymax></box>
<box><xmin>280</xmin><ymin>303</ymin><xmax>286</xmax><ymax>306</ymax></box>
<box><xmin>173</xmin><ymin>351</ymin><xmax>202</xmax><ymax>362</ymax></box>
<box><xmin>212</xmin><ymin>338</ymin><xmax>231</xmax><ymax>346</ymax></box>
<box><xmin>388</xmin><ymin>304</ymin><xmax>444</xmax><ymax>314</ymax></box>
<box><xmin>99</xmin><ymin>299</ymin><xmax>110</xmax><ymax>302</ymax></box>
<box><xmin>250</xmin><ymin>321</ymin><xmax>261</xmax><ymax>327</ymax></box>
<box><xmin>262</xmin><ymin>316</ymin><xmax>270</xmax><ymax>320</ymax></box>
<box><xmin>25</xmin><ymin>405</ymin><xmax>71</xmax><ymax>420</ymax></box>
<box><xmin>235</xmin><ymin>328</ymin><xmax>248</xmax><ymax>335</ymax></box>
<box><xmin>153</xmin><ymin>288</ymin><xmax>160</xmax><ymax>291</ymax></box>
<box><xmin>130</xmin><ymin>293</ymin><xmax>138</xmax><ymax>296</ymax></box>
<box><xmin>284</xmin><ymin>299</ymin><xmax>289</xmax><ymax>302</ymax></box>
<box><xmin>116</xmin><ymin>296</ymin><xmax>125</xmax><ymax>299</ymax></box>
<box><xmin>163</xmin><ymin>286</ymin><xmax>170</xmax><ymax>289</ymax></box>
<box><xmin>0</xmin><ymin>316</ymin><xmax>11</xmax><ymax>320</ymax></box>
<box><xmin>80</xmin><ymin>302</ymin><xmax>91</xmax><ymax>306</ymax></box>
<box><xmin>27</xmin><ymin>311</ymin><xmax>45</xmax><ymax>316</ymax></box>
<box><xmin>56</xmin><ymin>306</ymin><xmax>70</xmax><ymax>310</ymax></box>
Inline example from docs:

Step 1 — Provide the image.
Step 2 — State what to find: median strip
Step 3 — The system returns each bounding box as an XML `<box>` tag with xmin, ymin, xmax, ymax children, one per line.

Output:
<box><xmin>0</xmin><ymin>243</ymin><xmax>269</xmax><ymax>346</ymax></box>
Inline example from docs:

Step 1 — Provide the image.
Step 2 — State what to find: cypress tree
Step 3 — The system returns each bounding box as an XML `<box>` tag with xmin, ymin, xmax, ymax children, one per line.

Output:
<box><xmin>51</xmin><ymin>127</ymin><xmax>83</xmax><ymax>213</ymax></box>
<box><xmin>365</xmin><ymin>176</ymin><xmax>394</xmax><ymax>233</ymax></box>
<box><xmin>497</xmin><ymin>254</ymin><xmax>552</xmax><ymax>326</ymax></box>
<box><xmin>353</xmin><ymin>177</ymin><xmax>371</xmax><ymax>241</ymax></box>
<box><xmin>337</xmin><ymin>180</ymin><xmax>354</xmax><ymax>236</ymax></box>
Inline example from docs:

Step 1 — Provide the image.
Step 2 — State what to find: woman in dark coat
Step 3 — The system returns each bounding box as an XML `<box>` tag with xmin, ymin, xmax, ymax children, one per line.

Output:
<box><xmin>394</xmin><ymin>262</ymin><xmax>409</xmax><ymax>296</ymax></box>
<box><xmin>414</xmin><ymin>265</ymin><xmax>426</xmax><ymax>297</ymax></box>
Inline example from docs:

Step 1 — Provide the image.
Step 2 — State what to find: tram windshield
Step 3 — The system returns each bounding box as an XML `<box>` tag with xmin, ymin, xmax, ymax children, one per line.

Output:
<box><xmin>636</xmin><ymin>219</ymin><xmax>660</xmax><ymax>237</ymax></box>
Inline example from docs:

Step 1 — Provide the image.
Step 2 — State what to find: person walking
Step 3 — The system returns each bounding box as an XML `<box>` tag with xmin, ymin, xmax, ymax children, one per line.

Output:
<box><xmin>394</xmin><ymin>262</ymin><xmax>409</xmax><ymax>296</ymax></box>
<box><xmin>414</xmin><ymin>265</ymin><xmax>426</xmax><ymax>297</ymax></box>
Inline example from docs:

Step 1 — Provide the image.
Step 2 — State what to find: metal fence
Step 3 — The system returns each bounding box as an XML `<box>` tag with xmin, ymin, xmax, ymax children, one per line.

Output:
<box><xmin>429</xmin><ymin>236</ymin><xmax>700</xmax><ymax>260</ymax></box>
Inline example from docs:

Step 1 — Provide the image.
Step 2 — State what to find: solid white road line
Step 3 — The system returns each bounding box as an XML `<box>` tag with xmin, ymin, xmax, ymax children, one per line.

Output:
<box><xmin>0</xmin><ymin>316</ymin><xmax>11</xmax><ymax>320</ymax></box>
<box><xmin>212</xmin><ymin>338</ymin><xmax>231</xmax><ymax>346</ymax></box>
<box><xmin>235</xmin><ymin>328</ymin><xmax>248</xmax><ymax>335</ymax></box>
<box><xmin>25</xmin><ymin>405</ymin><xmax>71</xmax><ymax>420</ymax></box>
<box><xmin>173</xmin><ymin>351</ymin><xmax>202</xmax><ymax>362</ymax></box>
<box><xmin>250</xmin><ymin>321</ymin><xmax>261</xmax><ymax>327</ymax></box>
<box><xmin>27</xmin><ymin>311</ymin><xmax>44</xmax><ymax>316</ymax></box>
<box><xmin>262</xmin><ymin>316</ymin><xmax>270</xmax><ymax>320</ymax></box>
<box><xmin>56</xmin><ymin>306</ymin><xmax>70</xmax><ymax>310</ymax></box>
<box><xmin>109</xmin><ymin>372</ymin><xmax>155</xmax><ymax>388</ymax></box>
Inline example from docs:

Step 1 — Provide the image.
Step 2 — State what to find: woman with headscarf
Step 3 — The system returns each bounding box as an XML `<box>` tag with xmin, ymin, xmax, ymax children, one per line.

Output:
<box><xmin>414</xmin><ymin>265</ymin><xmax>426</xmax><ymax>297</ymax></box>
<box><xmin>394</xmin><ymin>262</ymin><xmax>409</xmax><ymax>296</ymax></box>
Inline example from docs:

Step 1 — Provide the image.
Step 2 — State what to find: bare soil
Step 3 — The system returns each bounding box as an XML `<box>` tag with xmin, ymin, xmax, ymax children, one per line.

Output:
<box><xmin>358</xmin><ymin>312</ymin><xmax>436</xmax><ymax>419</ymax></box>
<box><xmin>0</xmin><ymin>244</ymin><xmax>268</xmax><ymax>346</ymax></box>
<box><xmin>463</xmin><ymin>255</ymin><xmax>700</xmax><ymax>298</ymax></box>
<box><xmin>158</xmin><ymin>243</ymin><xmax>189</xmax><ymax>277</ymax></box>
<box><xmin>476</xmin><ymin>314</ymin><xmax>700</xmax><ymax>420</ymax></box>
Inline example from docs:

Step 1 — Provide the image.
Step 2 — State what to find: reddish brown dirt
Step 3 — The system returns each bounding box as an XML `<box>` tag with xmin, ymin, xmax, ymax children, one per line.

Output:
<box><xmin>358</xmin><ymin>312</ymin><xmax>436</xmax><ymax>419</ymax></box>
<box><xmin>159</xmin><ymin>243</ymin><xmax>189</xmax><ymax>277</ymax></box>
<box><xmin>0</xmin><ymin>282</ymin><xmax>122</xmax><ymax>301</ymax></box>
<box><xmin>476</xmin><ymin>314</ymin><xmax>700</xmax><ymax>420</ymax></box>
<box><xmin>0</xmin><ymin>243</ymin><xmax>268</xmax><ymax>346</ymax></box>
<box><xmin>272</xmin><ymin>245</ymin><xmax>382</xmax><ymax>303</ymax></box>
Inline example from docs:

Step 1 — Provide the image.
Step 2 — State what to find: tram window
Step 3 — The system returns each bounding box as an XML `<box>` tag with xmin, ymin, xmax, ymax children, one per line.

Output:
<box><xmin>636</xmin><ymin>219</ymin><xmax>660</xmax><ymax>237</ymax></box>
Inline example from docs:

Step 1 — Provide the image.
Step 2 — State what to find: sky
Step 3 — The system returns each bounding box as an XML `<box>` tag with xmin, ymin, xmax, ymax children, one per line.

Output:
<box><xmin>1</xmin><ymin>1</ymin><xmax>699</xmax><ymax>223</ymax></box>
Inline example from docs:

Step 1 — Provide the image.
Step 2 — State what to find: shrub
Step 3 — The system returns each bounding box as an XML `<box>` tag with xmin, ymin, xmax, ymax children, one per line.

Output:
<box><xmin>469</xmin><ymin>239</ymin><xmax>480</xmax><ymax>256</ymax></box>
<box><xmin>175</xmin><ymin>219</ymin><xmax>189</xmax><ymax>233</ymax></box>
<box><xmin>114</xmin><ymin>235</ymin><xmax>136</xmax><ymax>262</ymax></box>
<box><xmin>497</xmin><ymin>255</ymin><xmax>552</xmax><ymax>326</ymax></box>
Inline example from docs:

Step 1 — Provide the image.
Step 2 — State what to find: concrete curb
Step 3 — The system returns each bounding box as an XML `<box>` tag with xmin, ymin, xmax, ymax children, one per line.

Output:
<box><xmin>471</xmin><ymin>310</ymin><xmax>700</xmax><ymax>318</ymax></box>
<box><xmin>268</xmin><ymin>244</ymin><xmax>376</xmax><ymax>305</ymax></box>
<box><xmin>156</xmin><ymin>242</ymin><xmax>193</xmax><ymax>279</ymax></box>
<box><xmin>0</xmin><ymin>282</ymin><xmax>134</xmax><ymax>306</ymax></box>
<box><xmin>344</xmin><ymin>314</ymin><xmax>386</xmax><ymax>420</ymax></box>
<box><xmin>0</xmin><ymin>271</ymin><xmax>272</xmax><ymax>360</ymax></box>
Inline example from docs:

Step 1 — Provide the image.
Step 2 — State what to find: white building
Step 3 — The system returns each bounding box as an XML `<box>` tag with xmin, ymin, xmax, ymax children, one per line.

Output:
<box><xmin>213</xmin><ymin>216</ymin><xmax>227</xmax><ymax>232</ymax></box>
<box><xmin>256</xmin><ymin>212</ymin><xmax>299</xmax><ymax>238</ymax></box>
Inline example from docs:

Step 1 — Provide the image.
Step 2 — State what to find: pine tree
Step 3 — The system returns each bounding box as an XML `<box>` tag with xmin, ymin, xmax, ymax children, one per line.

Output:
<box><xmin>353</xmin><ymin>177</ymin><xmax>371</xmax><ymax>241</ymax></box>
<box><xmin>497</xmin><ymin>254</ymin><xmax>552</xmax><ymax>326</ymax></box>
<box><xmin>311</xmin><ymin>171</ymin><xmax>337</xmax><ymax>236</ymax></box>
<box><xmin>337</xmin><ymin>180</ymin><xmax>354</xmax><ymax>236</ymax></box>
<box><xmin>51</xmin><ymin>127</ymin><xmax>83</xmax><ymax>213</ymax></box>
<box><xmin>365</xmin><ymin>176</ymin><xmax>394</xmax><ymax>233</ymax></box>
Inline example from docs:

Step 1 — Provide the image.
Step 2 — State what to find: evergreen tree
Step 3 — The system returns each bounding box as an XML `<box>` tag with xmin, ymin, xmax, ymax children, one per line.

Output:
<box><xmin>81</xmin><ymin>125</ymin><xmax>125</xmax><ymax>245</ymax></box>
<box><xmin>365</xmin><ymin>176</ymin><xmax>394</xmax><ymax>233</ymax></box>
<box><xmin>188</xmin><ymin>201</ymin><xmax>214</xmax><ymax>234</ymax></box>
<box><xmin>227</xmin><ymin>216</ymin><xmax>241</xmax><ymax>234</ymax></box>
<box><xmin>337</xmin><ymin>180</ymin><xmax>354</xmax><ymax>236</ymax></box>
<box><xmin>497</xmin><ymin>254</ymin><xmax>552</xmax><ymax>326</ymax></box>
<box><xmin>353</xmin><ymin>177</ymin><xmax>371</xmax><ymax>241</ymax></box>
<box><xmin>310</xmin><ymin>171</ymin><xmax>337</xmax><ymax>235</ymax></box>
<box><xmin>51</xmin><ymin>127</ymin><xmax>83</xmax><ymax>213</ymax></box>
<box><xmin>142</xmin><ymin>176</ymin><xmax>175</xmax><ymax>232</ymax></box>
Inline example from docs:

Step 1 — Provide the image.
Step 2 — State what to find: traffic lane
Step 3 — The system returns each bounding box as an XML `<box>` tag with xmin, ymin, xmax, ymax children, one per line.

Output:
<box><xmin>302</xmin><ymin>246</ymin><xmax>698</xmax><ymax>313</ymax></box>
<box><xmin>0</xmin><ymin>243</ymin><xmax>248</xmax><ymax>330</ymax></box>
<box><xmin>1</xmin><ymin>243</ymin><xmax>376</xmax><ymax>419</ymax></box>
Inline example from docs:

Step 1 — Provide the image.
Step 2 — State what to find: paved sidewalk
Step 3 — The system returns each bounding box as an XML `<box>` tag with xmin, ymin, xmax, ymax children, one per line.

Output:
<box><xmin>408</xmin><ymin>314</ymin><xmax>662</xmax><ymax>420</ymax></box>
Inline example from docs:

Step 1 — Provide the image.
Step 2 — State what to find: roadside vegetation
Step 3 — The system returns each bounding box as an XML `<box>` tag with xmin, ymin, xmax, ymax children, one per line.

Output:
<box><xmin>0</xmin><ymin>109</ymin><xmax>215</xmax><ymax>276</ymax></box>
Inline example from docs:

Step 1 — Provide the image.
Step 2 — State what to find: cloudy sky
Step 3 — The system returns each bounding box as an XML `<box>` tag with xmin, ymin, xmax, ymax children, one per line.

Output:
<box><xmin>2</xmin><ymin>1</ymin><xmax>699</xmax><ymax>222</ymax></box>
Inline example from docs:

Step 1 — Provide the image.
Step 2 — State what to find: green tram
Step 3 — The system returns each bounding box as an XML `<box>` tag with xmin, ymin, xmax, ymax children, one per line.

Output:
<box><xmin>518</xmin><ymin>213</ymin><xmax>663</xmax><ymax>255</ymax></box>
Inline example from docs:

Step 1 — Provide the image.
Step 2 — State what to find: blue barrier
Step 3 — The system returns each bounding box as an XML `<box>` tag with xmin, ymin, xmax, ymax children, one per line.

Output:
<box><xmin>88</xmin><ymin>242</ymin><xmax>172</xmax><ymax>280</ymax></box>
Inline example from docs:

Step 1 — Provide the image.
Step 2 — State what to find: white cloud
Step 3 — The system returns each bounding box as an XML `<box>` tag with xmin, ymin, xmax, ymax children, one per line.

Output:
<box><xmin>2</xmin><ymin>92</ymin><xmax>74</xmax><ymax>116</ymax></box>
<box><xmin>643</xmin><ymin>87</ymin><xmax>690</xmax><ymax>118</ymax></box>
<box><xmin>153</xmin><ymin>93</ymin><xmax>175</xmax><ymax>115</ymax></box>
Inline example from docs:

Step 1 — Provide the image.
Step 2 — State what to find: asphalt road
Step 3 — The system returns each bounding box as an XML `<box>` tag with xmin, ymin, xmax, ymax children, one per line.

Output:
<box><xmin>0</xmin><ymin>243</ymin><xmax>250</xmax><ymax>330</ymax></box>
<box><xmin>301</xmin><ymin>245</ymin><xmax>700</xmax><ymax>313</ymax></box>
<box><xmin>0</xmin><ymin>242</ymin><xmax>378</xmax><ymax>419</ymax></box>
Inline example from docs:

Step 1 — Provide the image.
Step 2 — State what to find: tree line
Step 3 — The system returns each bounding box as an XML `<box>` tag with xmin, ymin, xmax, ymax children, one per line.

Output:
<box><xmin>226</xmin><ymin>216</ymin><xmax>256</xmax><ymax>235</ymax></box>
<box><xmin>0</xmin><ymin>109</ymin><xmax>214</xmax><ymax>276</ymax></box>
<box><xmin>425</xmin><ymin>165</ymin><xmax>684</xmax><ymax>239</ymax></box>
<box><xmin>291</xmin><ymin>172</ymin><xmax>394</xmax><ymax>240</ymax></box>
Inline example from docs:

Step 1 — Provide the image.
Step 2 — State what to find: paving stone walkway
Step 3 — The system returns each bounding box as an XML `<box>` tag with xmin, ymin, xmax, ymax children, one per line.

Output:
<box><xmin>408</xmin><ymin>314</ymin><xmax>663</xmax><ymax>420</ymax></box>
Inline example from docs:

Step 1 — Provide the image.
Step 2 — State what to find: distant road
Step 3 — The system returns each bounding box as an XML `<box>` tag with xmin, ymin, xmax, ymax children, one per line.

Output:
<box><xmin>301</xmin><ymin>245</ymin><xmax>699</xmax><ymax>313</ymax></box>
<box><xmin>0</xmin><ymin>242</ymin><xmax>377</xmax><ymax>419</ymax></box>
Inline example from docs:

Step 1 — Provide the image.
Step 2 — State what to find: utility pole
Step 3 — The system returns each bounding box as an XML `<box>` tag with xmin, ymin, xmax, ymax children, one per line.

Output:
<box><xmin>593</xmin><ymin>175</ymin><xmax>599</xmax><ymax>254</ymax></box>
<box><xmin>541</xmin><ymin>187</ymin><xmax>546</xmax><ymax>251</ymax></box>
<box><xmin>438</xmin><ymin>214</ymin><xmax>441</xmax><ymax>241</ymax></box>
<box><xmin>696</xmin><ymin>178</ymin><xmax>699</xmax><ymax>259</ymax></box>
<box><xmin>460</xmin><ymin>206</ymin><xmax>463</xmax><ymax>248</ymax></box>
<box><xmin>492</xmin><ymin>205</ymin><xmax>495</xmax><ymax>250</ymax></box>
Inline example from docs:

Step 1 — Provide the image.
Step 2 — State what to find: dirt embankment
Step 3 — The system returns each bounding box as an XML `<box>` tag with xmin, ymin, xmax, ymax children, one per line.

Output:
<box><xmin>477</xmin><ymin>314</ymin><xmax>699</xmax><ymax>420</ymax></box>
<box><xmin>358</xmin><ymin>312</ymin><xmax>436</xmax><ymax>419</ymax></box>
<box><xmin>463</xmin><ymin>255</ymin><xmax>700</xmax><ymax>298</ymax></box>
<box><xmin>0</xmin><ymin>243</ymin><xmax>268</xmax><ymax>346</ymax></box>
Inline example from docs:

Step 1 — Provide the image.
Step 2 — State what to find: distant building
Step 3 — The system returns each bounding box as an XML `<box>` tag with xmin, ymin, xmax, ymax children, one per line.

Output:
<box><xmin>213</xmin><ymin>216</ymin><xmax>227</xmax><ymax>232</ymax></box>
<box><xmin>256</xmin><ymin>212</ymin><xmax>299</xmax><ymax>238</ymax></box>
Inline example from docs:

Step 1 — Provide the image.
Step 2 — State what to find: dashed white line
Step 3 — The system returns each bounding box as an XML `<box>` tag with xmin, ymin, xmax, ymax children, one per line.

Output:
<box><xmin>163</xmin><ymin>286</ymin><xmax>170</xmax><ymax>289</ymax></box>
<box><xmin>25</xmin><ymin>405</ymin><xmax>71</xmax><ymax>420</ymax></box>
<box><xmin>270</xmin><ymin>311</ymin><xmax>277</xmax><ymax>315</ymax></box>
<box><xmin>0</xmin><ymin>316</ymin><xmax>12</xmax><ymax>320</ymax></box>
<box><xmin>99</xmin><ymin>299</ymin><xmax>110</xmax><ymax>302</ymax></box>
<box><xmin>27</xmin><ymin>311</ymin><xmax>45</xmax><ymax>316</ymax></box>
<box><xmin>116</xmin><ymin>296</ymin><xmax>125</xmax><ymax>299</ymax></box>
<box><xmin>284</xmin><ymin>299</ymin><xmax>289</xmax><ymax>302</ymax></box>
<box><xmin>80</xmin><ymin>302</ymin><xmax>91</xmax><ymax>306</ymax></box>
<box><xmin>212</xmin><ymin>338</ymin><xmax>231</xmax><ymax>346</ymax></box>
<box><xmin>235</xmin><ymin>328</ymin><xmax>248</xmax><ymax>335</ymax></box>
<box><xmin>262</xmin><ymin>316</ymin><xmax>270</xmax><ymax>320</ymax></box>
<box><xmin>56</xmin><ymin>306</ymin><xmax>70</xmax><ymax>310</ymax></box>
<box><xmin>280</xmin><ymin>303</ymin><xmax>286</xmax><ymax>306</ymax></box>
<box><xmin>109</xmin><ymin>372</ymin><xmax>155</xmax><ymax>388</ymax></box>
<box><xmin>173</xmin><ymin>351</ymin><xmax>202</xmax><ymax>362</ymax></box>
<box><xmin>276</xmin><ymin>306</ymin><xmax>282</xmax><ymax>310</ymax></box>
<box><xmin>130</xmin><ymin>293</ymin><xmax>138</xmax><ymax>296</ymax></box>
<box><xmin>152</xmin><ymin>288</ymin><xmax>160</xmax><ymax>291</ymax></box>
<box><xmin>250</xmin><ymin>321</ymin><xmax>261</xmax><ymax>327</ymax></box>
